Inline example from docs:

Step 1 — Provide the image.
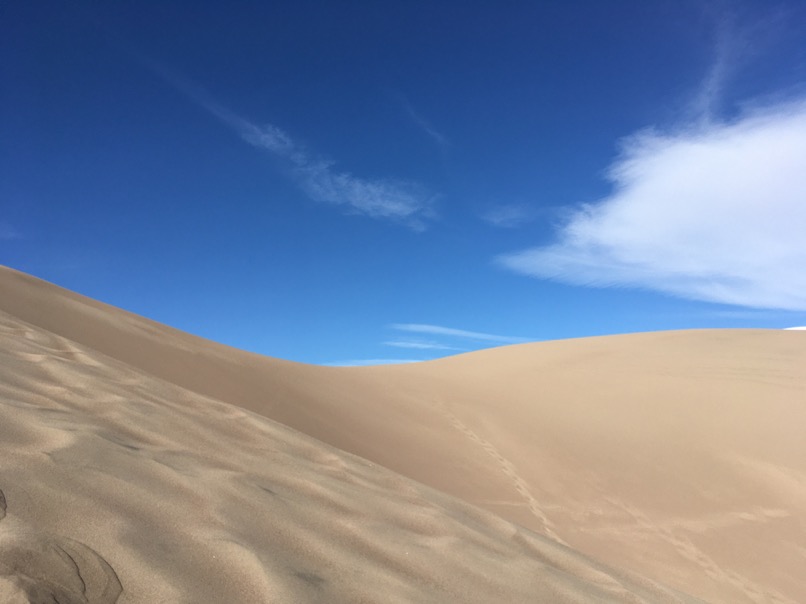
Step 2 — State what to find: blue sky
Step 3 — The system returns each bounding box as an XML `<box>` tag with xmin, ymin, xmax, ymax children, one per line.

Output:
<box><xmin>3</xmin><ymin>0</ymin><xmax>806</xmax><ymax>364</ymax></box>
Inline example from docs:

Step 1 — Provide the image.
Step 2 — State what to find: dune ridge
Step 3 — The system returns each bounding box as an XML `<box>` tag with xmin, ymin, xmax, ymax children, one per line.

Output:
<box><xmin>1</xmin><ymin>265</ymin><xmax>804</xmax><ymax>602</ymax></box>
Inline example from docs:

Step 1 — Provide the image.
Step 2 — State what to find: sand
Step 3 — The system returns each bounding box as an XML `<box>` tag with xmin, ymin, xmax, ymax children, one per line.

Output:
<box><xmin>1</xmin><ymin>265</ymin><xmax>803</xmax><ymax>603</ymax></box>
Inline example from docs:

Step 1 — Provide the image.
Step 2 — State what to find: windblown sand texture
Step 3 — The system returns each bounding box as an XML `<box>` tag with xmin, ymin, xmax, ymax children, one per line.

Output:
<box><xmin>0</xmin><ymin>266</ymin><xmax>803</xmax><ymax>603</ymax></box>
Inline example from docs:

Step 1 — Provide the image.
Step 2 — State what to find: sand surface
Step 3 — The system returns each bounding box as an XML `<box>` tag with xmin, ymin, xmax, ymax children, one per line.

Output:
<box><xmin>1</xmin><ymin>266</ymin><xmax>804</xmax><ymax>603</ymax></box>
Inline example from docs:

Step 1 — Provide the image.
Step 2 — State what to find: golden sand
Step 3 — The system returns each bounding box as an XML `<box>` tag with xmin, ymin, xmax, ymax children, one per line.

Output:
<box><xmin>2</xmin><ymin>265</ymin><xmax>803</xmax><ymax>602</ymax></box>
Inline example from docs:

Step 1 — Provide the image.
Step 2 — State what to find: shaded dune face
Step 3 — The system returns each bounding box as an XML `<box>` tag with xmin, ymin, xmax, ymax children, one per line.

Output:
<box><xmin>0</xmin><ymin>307</ymin><xmax>698</xmax><ymax>603</ymax></box>
<box><xmin>1</xmin><ymin>266</ymin><xmax>804</xmax><ymax>602</ymax></box>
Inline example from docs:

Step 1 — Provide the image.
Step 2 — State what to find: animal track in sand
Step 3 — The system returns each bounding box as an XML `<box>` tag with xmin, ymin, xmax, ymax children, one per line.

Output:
<box><xmin>431</xmin><ymin>398</ymin><xmax>566</xmax><ymax>545</ymax></box>
<box><xmin>597</xmin><ymin>497</ymin><xmax>794</xmax><ymax>604</ymax></box>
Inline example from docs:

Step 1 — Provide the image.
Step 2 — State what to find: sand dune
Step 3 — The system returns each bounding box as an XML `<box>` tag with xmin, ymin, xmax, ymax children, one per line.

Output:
<box><xmin>1</xmin><ymin>266</ymin><xmax>803</xmax><ymax>602</ymax></box>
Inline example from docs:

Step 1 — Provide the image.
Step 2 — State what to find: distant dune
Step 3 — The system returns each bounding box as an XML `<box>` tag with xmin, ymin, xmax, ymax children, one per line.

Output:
<box><xmin>1</xmin><ymin>266</ymin><xmax>804</xmax><ymax>603</ymax></box>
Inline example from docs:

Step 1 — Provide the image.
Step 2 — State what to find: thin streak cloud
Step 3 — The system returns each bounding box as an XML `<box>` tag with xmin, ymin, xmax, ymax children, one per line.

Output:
<box><xmin>156</xmin><ymin>69</ymin><xmax>435</xmax><ymax>228</ymax></box>
<box><xmin>0</xmin><ymin>223</ymin><xmax>21</xmax><ymax>240</ymax></box>
<box><xmin>391</xmin><ymin>323</ymin><xmax>528</xmax><ymax>344</ymax></box>
<box><xmin>384</xmin><ymin>340</ymin><xmax>465</xmax><ymax>351</ymax></box>
<box><xmin>481</xmin><ymin>203</ymin><xmax>538</xmax><ymax>228</ymax></box>
<box><xmin>402</xmin><ymin>100</ymin><xmax>450</xmax><ymax>150</ymax></box>
<box><xmin>693</xmin><ymin>12</ymin><xmax>736</xmax><ymax>124</ymax></box>
<box><xmin>324</xmin><ymin>359</ymin><xmax>423</xmax><ymax>367</ymax></box>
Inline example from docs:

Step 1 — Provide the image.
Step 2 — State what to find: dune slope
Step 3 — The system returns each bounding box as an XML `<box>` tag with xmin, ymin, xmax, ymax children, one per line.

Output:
<box><xmin>1</xmin><ymin>266</ymin><xmax>804</xmax><ymax>602</ymax></box>
<box><xmin>1</xmin><ymin>307</ymin><xmax>703</xmax><ymax>603</ymax></box>
<box><xmin>0</xmin><ymin>267</ymin><xmax>701</xmax><ymax>603</ymax></box>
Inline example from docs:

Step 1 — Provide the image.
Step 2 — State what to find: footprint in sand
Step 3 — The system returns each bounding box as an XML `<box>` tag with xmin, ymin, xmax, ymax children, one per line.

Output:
<box><xmin>0</xmin><ymin>488</ymin><xmax>123</xmax><ymax>604</ymax></box>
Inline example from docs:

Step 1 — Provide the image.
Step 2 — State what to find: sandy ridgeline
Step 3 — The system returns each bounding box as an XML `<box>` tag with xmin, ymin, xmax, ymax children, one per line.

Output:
<box><xmin>0</xmin><ymin>267</ymin><xmax>803</xmax><ymax>603</ymax></box>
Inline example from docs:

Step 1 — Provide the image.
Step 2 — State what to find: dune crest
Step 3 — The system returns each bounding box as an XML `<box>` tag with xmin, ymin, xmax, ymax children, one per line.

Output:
<box><xmin>2</xmin><ymin>266</ymin><xmax>804</xmax><ymax>602</ymax></box>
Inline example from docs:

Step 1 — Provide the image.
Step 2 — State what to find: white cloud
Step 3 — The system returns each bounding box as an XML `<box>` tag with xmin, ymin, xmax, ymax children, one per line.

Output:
<box><xmin>498</xmin><ymin>98</ymin><xmax>806</xmax><ymax>311</ymax></box>
<box><xmin>692</xmin><ymin>11</ymin><xmax>737</xmax><ymax>125</ymax></box>
<box><xmin>384</xmin><ymin>340</ymin><xmax>465</xmax><ymax>351</ymax></box>
<box><xmin>296</xmin><ymin>161</ymin><xmax>434</xmax><ymax>226</ymax></box>
<box><xmin>324</xmin><ymin>359</ymin><xmax>423</xmax><ymax>367</ymax></box>
<box><xmin>229</xmin><ymin>112</ymin><xmax>435</xmax><ymax>228</ymax></box>
<box><xmin>400</xmin><ymin>97</ymin><xmax>450</xmax><ymax>150</ymax></box>
<box><xmin>481</xmin><ymin>203</ymin><xmax>538</xmax><ymax>228</ymax></box>
<box><xmin>784</xmin><ymin>326</ymin><xmax>806</xmax><ymax>330</ymax></box>
<box><xmin>391</xmin><ymin>323</ymin><xmax>528</xmax><ymax>344</ymax></box>
<box><xmin>0</xmin><ymin>223</ymin><xmax>20</xmax><ymax>240</ymax></box>
<box><xmin>158</xmin><ymin>70</ymin><xmax>435</xmax><ymax>228</ymax></box>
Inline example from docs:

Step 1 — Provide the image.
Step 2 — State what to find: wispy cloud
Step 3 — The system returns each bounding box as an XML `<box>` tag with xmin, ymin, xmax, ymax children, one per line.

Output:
<box><xmin>691</xmin><ymin>3</ymin><xmax>797</xmax><ymax>125</ymax></box>
<box><xmin>378</xmin><ymin>325</ymin><xmax>523</xmax><ymax>359</ymax></box>
<box><xmin>384</xmin><ymin>339</ymin><xmax>465</xmax><ymax>351</ymax></box>
<box><xmin>391</xmin><ymin>323</ymin><xmax>529</xmax><ymax>344</ymax></box>
<box><xmin>156</xmin><ymin>70</ymin><xmax>435</xmax><ymax>229</ymax></box>
<box><xmin>324</xmin><ymin>358</ymin><xmax>423</xmax><ymax>367</ymax></box>
<box><xmin>691</xmin><ymin>10</ymin><xmax>737</xmax><ymax>125</ymax></box>
<box><xmin>497</xmin><ymin>97</ymin><xmax>806</xmax><ymax>310</ymax></box>
<box><xmin>400</xmin><ymin>98</ymin><xmax>450</xmax><ymax>150</ymax></box>
<box><xmin>707</xmin><ymin>309</ymin><xmax>805</xmax><ymax>320</ymax></box>
<box><xmin>481</xmin><ymin>203</ymin><xmax>539</xmax><ymax>228</ymax></box>
<box><xmin>0</xmin><ymin>223</ymin><xmax>20</xmax><ymax>240</ymax></box>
